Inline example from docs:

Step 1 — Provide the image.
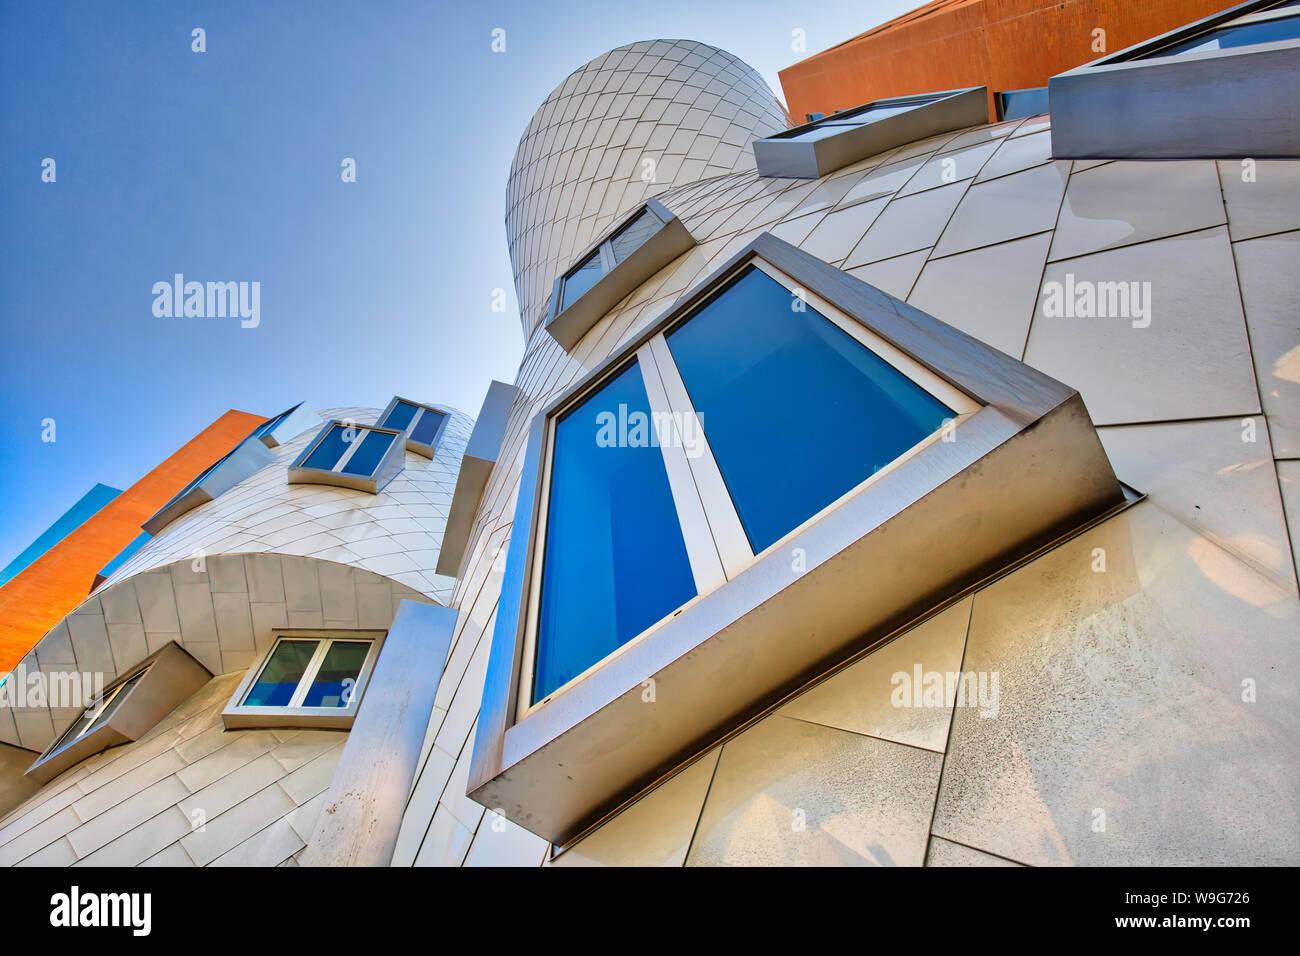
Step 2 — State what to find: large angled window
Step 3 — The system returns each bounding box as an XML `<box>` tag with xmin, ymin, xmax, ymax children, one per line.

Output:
<box><xmin>525</xmin><ymin>260</ymin><xmax>976</xmax><ymax>710</ymax></box>
<box><xmin>1049</xmin><ymin>0</ymin><xmax>1300</xmax><ymax>157</ymax></box>
<box><xmin>469</xmin><ymin>232</ymin><xmax>1126</xmax><ymax>846</ymax></box>
<box><xmin>545</xmin><ymin>198</ymin><xmax>695</xmax><ymax>351</ymax></box>
<box><xmin>288</xmin><ymin>421</ymin><xmax>405</xmax><ymax>493</ymax></box>
<box><xmin>752</xmin><ymin>87</ymin><xmax>987</xmax><ymax>179</ymax></box>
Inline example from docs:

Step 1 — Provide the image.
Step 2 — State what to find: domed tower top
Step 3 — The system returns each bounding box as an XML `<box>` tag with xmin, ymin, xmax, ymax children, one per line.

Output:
<box><xmin>505</xmin><ymin>39</ymin><xmax>787</xmax><ymax>339</ymax></box>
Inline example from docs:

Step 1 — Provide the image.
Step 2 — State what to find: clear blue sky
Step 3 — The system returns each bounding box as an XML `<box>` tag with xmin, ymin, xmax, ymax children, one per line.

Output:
<box><xmin>0</xmin><ymin>0</ymin><xmax>913</xmax><ymax>569</ymax></box>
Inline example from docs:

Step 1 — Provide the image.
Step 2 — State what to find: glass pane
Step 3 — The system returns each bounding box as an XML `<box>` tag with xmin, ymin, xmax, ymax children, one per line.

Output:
<box><xmin>998</xmin><ymin>87</ymin><xmax>1049</xmax><ymax>120</ymax></box>
<box><xmin>534</xmin><ymin>360</ymin><xmax>697</xmax><ymax>702</ymax></box>
<box><xmin>381</xmin><ymin>401</ymin><xmax>419</xmax><ymax>431</ymax></box>
<box><xmin>666</xmin><ymin>266</ymin><xmax>955</xmax><ymax>553</ymax></box>
<box><xmin>787</xmin><ymin>122</ymin><xmax>866</xmax><ymax>141</ymax></box>
<box><xmin>85</xmin><ymin>668</ymin><xmax>148</xmax><ymax>734</ymax></box>
<box><xmin>560</xmin><ymin>249</ymin><xmax>604</xmax><ymax>309</ymax></box>
<box><xmin>341</xmin><ymin>430</ymin><xmax>395</xmax><ymax>477</ymax></box>
<box><xmin>1142</xmin><ymin>12</ymin><xmax>1300</xmax><ymax>58</ymax></box>
<box><xmin>608</xmin><ymin>209</ymin><xmax>660</xmax><ymax>263</ymax></box>
<box><xmin>410</xmin><ymin>408</ymin><xmax>446</xmax><ymax>446</ymax></box>
<box><xmin>303</xmin><ymin>424</ymin><xmax>354</xmax><ymax>471</ymax></box>
<box><xmin>245</xmin><ymin>640</ymin><xmax>319</xmax><ymax>706</ymax></box>
<box><xmin>300</xmin><ymin>641</ymin><xmax>371</xmax><ymax>707</ymax></box>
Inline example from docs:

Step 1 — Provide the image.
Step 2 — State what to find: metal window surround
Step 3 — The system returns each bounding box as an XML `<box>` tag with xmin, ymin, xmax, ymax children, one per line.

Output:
<box><xmin>142</xmin><ymin>435</ymin><xmax>275</xmax><ymax>535</ymax></box>
<box><xmin>287</xmin><ymin>421</ymin><xmax>406</xmax><ymax>493</ymax></box>
<box><xmin>752</xmin><ymin>87</ymin><xmax>989</xmax><ymax>179</ymax></box>
<box><xmin>377</xmin><ymin>396</ymin><xmax>451</xmax><ymax>459</ymax></box>
<box><xmin>25</xmin><ymin>642</ymin><xmax>212</xmax><ymax>785</ymax></box>
<box><xmin>1048</xmin><ymin>0</ymin><xmax>1300</xmax><ymax>158</ymax></box>
<box><xmin>221</xmin><ymin>629</ymin><xmax>385</xmax><ymax>730</ymax></box>
<box><xmin>467</xmin><ymin>232</ymin><xmax>1125</xmax><ymax>846</ymax></box>
<box><xmin>544</xmin><ymin>198</ymin><xmax>695</xmax><ymax>351</ymax></box>
<box><xmin>256</xmin><ymin>402</ymin><xmax>321</xmax><ymax>448</ymax></box>
<box><xmin>436</xmin><ymin>380</ymin><xmax>519</xmax><ymax>578</ymax></box>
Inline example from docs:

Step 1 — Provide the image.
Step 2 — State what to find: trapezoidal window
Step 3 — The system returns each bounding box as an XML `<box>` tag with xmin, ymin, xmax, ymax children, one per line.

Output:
<box><xmin>526</xmin><ymin>260</ymin><xmax>977</xmax><ymax>705</ymax></box>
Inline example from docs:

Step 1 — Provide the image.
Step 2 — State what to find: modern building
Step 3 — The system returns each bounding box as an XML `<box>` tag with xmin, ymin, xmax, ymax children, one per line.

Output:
<box><xmin>1</xmin><ymin>0</ymin><xmax>1297</xmax><ymax>867</ymax></box>
<box><xmin>777</xmin><ymin>0</ymin><xmax>1245</xmax><ymax>123</ymax></box>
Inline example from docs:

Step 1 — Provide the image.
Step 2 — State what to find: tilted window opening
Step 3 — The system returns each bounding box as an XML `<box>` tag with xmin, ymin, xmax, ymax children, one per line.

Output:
<box><xmin>525</xmin><ymin>259</ymin><xmax>978</xmax><ymax>707</ymax></box>
<box><xmin>469</xmin><ymin>232</ymin><xmax>1124</xmax><ymax>845</ymax></box>
<box><xmin>752</xmin><ymin>87</ymin><xmax>988</xmax><ymax>179</ymax></box>
<box><xmin>545</xmin><ymin>198</ymin><xmax>696</xmax><ymax>351</ymax></box>
<box><xmin>287</xmin><ymin>421</ymin><xmax>405</xmax><ymax>493</ymax></box>
<box><xmin>378</xmin><ymin>396</ymin><xmax>450</xmax><ymax>458</ymax></box>
<box><xmin>1048</xmin><ymin>0</ymin><xmax>1300</xmax><ymax>158</ymax></box>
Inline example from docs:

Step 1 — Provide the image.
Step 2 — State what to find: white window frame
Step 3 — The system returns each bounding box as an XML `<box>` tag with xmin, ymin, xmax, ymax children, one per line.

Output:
<box><xmin>222</xmin><ymin>630</ymin><xmax>385</xmax><ymax>730</ymax></box>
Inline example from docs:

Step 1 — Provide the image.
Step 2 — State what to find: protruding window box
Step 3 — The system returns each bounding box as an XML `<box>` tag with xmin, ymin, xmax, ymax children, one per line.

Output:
<box><xmin>468</xmin><ymin>232</ymin><xmax>1125</xmax><ymax>846</ymax></box>
<box><xmin>1049</xmin><ymin>0</ymin><xmax>1300</xmax><ymax>158</ymax></box>
<box><xmin>545</xmin><ymin>198</ymin><xmax>695</xmax><ymax>351</ymax></box>
<box><xmin>222</xmin><ymin>630</ymin><xmax>385</xmax><ymax>730</ymax></box>
<box><xmin>377</xmin><ymin>397</ymin><xmax>450</xmax><ymax>459</ymax></box>
<box><xmin>288</xmin><ymin>421</ymin><xmax>405</xmax><ymax>494</ymax></box>
<box><xmin>142</xmin><ymin>436</ymin><xmax>275</xmax><ymax>535</ymax></box>
<box><xmin>25</xmin><ymin>642</ymin><xmax>211</xmax><ymax>785</ymax></box>
<box><xmin>437</xmin><ymin>381</ymin><xmax>518</xmax><ymax>578</ymax></box>
<box><xmin>752</xmin><ymin>87</ymin><xmax>988</xmax><ymax>179</ymax></box>
<box><xmin>255</xmin><ymin>402</ymin><xmax>321</xmax><ymax>448</ymax></box>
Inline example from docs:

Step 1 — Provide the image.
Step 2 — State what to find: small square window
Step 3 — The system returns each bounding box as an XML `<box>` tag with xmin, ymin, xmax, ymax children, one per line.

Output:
<box><xmin>752</xmin><ymin>87</ymin><xmax>988</xmax><ymax>178</ymax></box>
<box><xmin>378</xmin><ymin>397</ymin><xmax>450</xmax><ymax>458</ymax></box>
<box><xmin>546</xmin><ymin>198</ymin><xmax>695</xmax><ymax>351</ymax></box>
<box><xmin>288</xmin><ymin>421</ymin><xmax>405</xmax><ymax>493</ymax></box>
<box><xmin>223</xmin><ymin>631</ymin><xmax>384</xmax><ymax>730</ymax></box>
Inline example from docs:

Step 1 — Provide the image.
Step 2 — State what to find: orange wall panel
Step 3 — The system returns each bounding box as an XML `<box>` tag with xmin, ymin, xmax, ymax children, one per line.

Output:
<box><xmin>779</xmin><ymin>0</ymin><xmax>1240</xmax><ymax>123</ymax></box>
<box><xmin>0</xmin><ymin>409</ymin><xmax>265</xmax><ymax>670</ymax></box>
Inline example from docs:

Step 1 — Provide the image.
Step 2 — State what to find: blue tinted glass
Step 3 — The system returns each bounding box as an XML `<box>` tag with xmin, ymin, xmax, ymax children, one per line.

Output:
<box><xmin>382</xmin><ymin>401</ymin><xmax>419</xmax><ymax>431</ymax></box>
<box><xmin>534</xmin><ymin>360</ymin><xmax>697</xmax><ymax>702</ymax></box>
<box><xmin>1143</xmin><ymin>13</ymin><xmax>1300</xmax><ymax>58</ymax></box>
<box><xmin>245</xmin><ymin>640</ymin><xmax>318</xmax><ymax>706</ymax></box>
<box><xmin>998</xmin><ymin>87</ymin><xmax>1049</xmax><ymax>120</ymax></box>
<box><xmin>410</xmin><ymin>408</ymin><xmax>445</xmax><ymax>446</ymax></box>
<box><xmin>561</xmin><ymin>250</ymin><xmax>604</xmax><ymax>309</ymax></box>
<box><xmin>303</xmin><ymin>425</ymin><xmax>352</xmax><ymax>470</ymax></box>
<box><xmin>253</xmin><ymin>406</ymin><xmax>294</xmax><ymax>439</ymax></box>
<box><xmin>343</xmin><ymin>430</ymin><xmax>395</xmax><ymax>477</ymax></box>
<box><xmin>300</xmin><ymin>641</ymin><xmax>370</xmax><ymax>707</ymax></box>
<box><xmin>666</xmin><ymin>266</ymin><xmax>954</xmax><ymax>553</ymax></box>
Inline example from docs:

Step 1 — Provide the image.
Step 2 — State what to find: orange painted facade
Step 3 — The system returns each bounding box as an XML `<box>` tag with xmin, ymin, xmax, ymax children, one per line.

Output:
<box><xmin>779</xmin><ymin>0</ymin><xmax>1239</xmax><ymax>123</ymax></box>
<box><xmin>0</xmin><ymin>409</ymin><xmax>266</xmax><ymax>670</ymax></box>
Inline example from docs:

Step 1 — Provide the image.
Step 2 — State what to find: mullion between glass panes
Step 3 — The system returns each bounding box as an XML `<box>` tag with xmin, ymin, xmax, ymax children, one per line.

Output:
<box><xmin>634</xmin><ymin>345</ymin><xmax>727</xmax><ymax>595</ymax></box>
<box><xmin>287</xmin><ymin>640</ymin><xmax>333</xmax><ymax>708</ymax></box>
<box><xmin>644</xmin><ymin>332</ymin><xmax>754</xmax><ymax>579</ymax></box>
<box><xmin>332</xmin><ymin>429</ymin><xmax>366</xmax><ymax>473</ymax></box>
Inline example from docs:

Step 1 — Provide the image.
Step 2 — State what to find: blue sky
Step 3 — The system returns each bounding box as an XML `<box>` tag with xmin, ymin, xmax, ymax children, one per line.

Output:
<box><xmin>0</xmin><ymin>0</ymin><xmax>913</xmax><ymax>569</ymax></box>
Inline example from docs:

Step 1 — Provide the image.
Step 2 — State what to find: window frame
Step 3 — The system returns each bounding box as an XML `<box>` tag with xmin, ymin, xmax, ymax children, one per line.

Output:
<box><xmin>254</xmin><ymin>402</ymin><xmax>321</xmax><ymax>449</ymax></box>
<box><xmin>752</xmin><ymin>87</ymin><xmax>988</xmax><ymax>179</ymax></box>
<box><xmin>468</xmin><ymin>232</ymin><xmax>1126</xmax><ymax>846</ymax></box>
<box><xmin>377</xmin><ymin>396</ymin><xmax>452</xmax><ymax>459</ymax></box>
<box><xmin>545</xmin><ymin>198</ymin><xmax>696</xmax><ymax>351</ymax></box>
<box><xmin>1048</xmin><ymin>0</ymin><xmax>1300</xmax><ymax>158</ymax></box>
<box><xmin>221</xmin><ymin>630</ymin><xmax>385</xmax><ymax>730</ymax></box>
<box><xmin>517</xmin><ymin>259</ymin><xmax>980</xmax><ymax>718</ymax></box>
<box><xmin>287</xmin><ymin>420</ymin><xmax>406</xmax><ymax>494</ymax></box>
<box><xmin>25</xmin><ymin>642</ymin><xmax>212</xmax><ymax>784</ymax></box>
